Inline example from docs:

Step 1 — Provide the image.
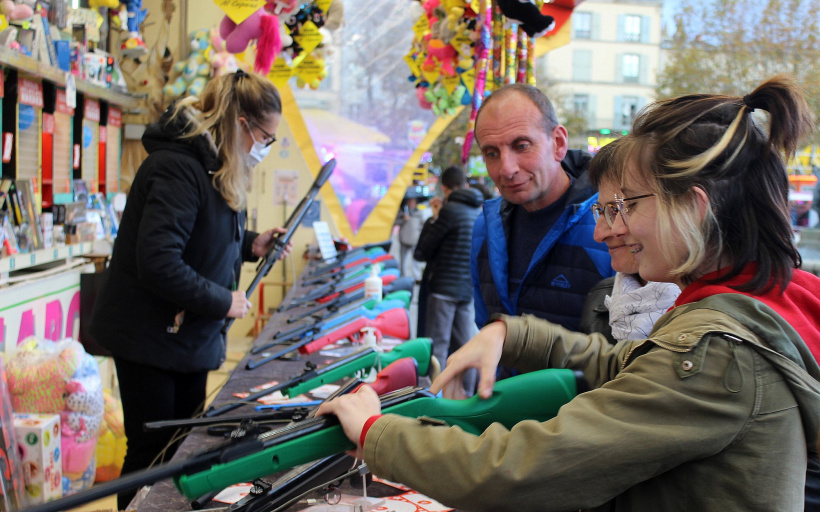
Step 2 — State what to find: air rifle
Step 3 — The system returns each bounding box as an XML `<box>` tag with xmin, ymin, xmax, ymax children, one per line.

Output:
<box><xmin>246</xmin><ymin>307</ymin><xmax>411</xmax><ymax>370</ymax></box>
<box><xmin>251</xmin><ymin>299</ymin><xmax>408</xmax><ymax>356</ymax></box>
<box><xmin>223</xmin><ymin>158</ymin><xmax>336</xmax><ymax>334</ymax></box>
<box><xmin>289</xmin><ymin>267</ymin><xmax>400</xmax><ymax>307</ymax></box>
<box><xmin>304</xmin><ymin>244</ymin><xmax>388</xmax><ymax>277</ymax></box>
<box><xmin>20</xmin><ymin>369</ymin><xmax>581</xmax><ymax>512</ymax></box>
<box><xmin>301</xmin><ymin>253</ymin><xmax>396</xmax><ymax>286</ymax></box>
<box><xmin>310</xmin><ymin>272</ymin><xmax>400</xmax><ymax>306</ymax></box>
<box><xmin>285</xmin><ymin>288</ymin><xmax>411</xmax><ymax>323</ymax></box>
<box><xmin>202</xmin><ymin>337</ymin><xmax>431</xmax><ymax>417</ymax></box>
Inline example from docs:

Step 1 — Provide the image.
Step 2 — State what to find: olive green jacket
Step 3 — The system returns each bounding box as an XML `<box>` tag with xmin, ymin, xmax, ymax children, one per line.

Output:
<box><xmin>364</xmin><ymin>293</ymin><xmax>820</xmax><ymax>511</ymax></box>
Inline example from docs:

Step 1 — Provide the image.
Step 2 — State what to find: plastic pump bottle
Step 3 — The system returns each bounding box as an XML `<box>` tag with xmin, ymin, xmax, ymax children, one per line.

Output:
<box><xmin>364</xmin><ymin>264</ymin><xmax>382</xmax><ymax>301</ymax></box>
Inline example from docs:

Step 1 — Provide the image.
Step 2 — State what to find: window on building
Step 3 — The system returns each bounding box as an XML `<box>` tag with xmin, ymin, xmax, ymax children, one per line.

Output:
<box><xmin>622</xmin><ymin>54</ymin><xmax>640</xmax><ymax>83</ymax></box>
<box><xmin>619</xmin><ymin>97</ymin><xmax>639</xmax><ymax>129</ymax></box>
<box><xmin>573</xmin><ymin>49</ymin><xmax>592</xmax><ymax>82</ymax></box>
<box><xmin>624</xmin><ymin>15</ymin><xmax>642</xmax><ymax>42</ymax></box>
<box><xmin>574</xmin><ymin>12</ymin><xmax>592</xmax><ymax>39</ymax></box>
<box><xmin>573</xmin><ymin>94</ymin><xmax>589</xmax><ymax>115</ymax></box>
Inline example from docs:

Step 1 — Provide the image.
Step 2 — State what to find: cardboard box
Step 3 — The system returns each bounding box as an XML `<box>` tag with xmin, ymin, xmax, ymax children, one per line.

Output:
<box><xmin>13</xmin><ymin>413</ymin><xmax>63</xmax><ymax>505</ymax></box>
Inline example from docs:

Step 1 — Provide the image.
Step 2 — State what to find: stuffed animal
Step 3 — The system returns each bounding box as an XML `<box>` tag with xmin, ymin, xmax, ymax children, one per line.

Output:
<box><xmin>219</xmin><ymin>6</ymin><xmax>281</xmax><ymax>74</ymax></box>
<box><xmin>425</xmin><ymin>83</ymin><xmax>465</xmax><ymax>116</ymax></box>
<box><xmin>496</xmin><ymin>0</ymin><xmax>555</xmax><ymax>38</ymax></box>
<box><xmin>163</xmin><ymin>28</ymin><xmax>211</xmax><ymax>99</ymax></box>
<box><xmin>6</xmin><ymin>338</ymin><xmax>82</xmax><ymax>414</ymax></box>
<box><xmin>61</xmin><ymin>353</ymin><xmax>103</xmax><ymax>494</ymax></box>
<box><xmin>62</xmin><ymin>353</ymin><xmax>104</xmax><ymax>444</ymax></box>
<box><xmin>208</xmin><ymin>27</ymin><xmax>246</xmax><ymax>77</ymax></box>
<box><xmin>0</xmin><ymin>0</ymin><xmax>34</xmax><ymax>21</ymax></box>
<box><xmin>94</xmin><ymin>390</ymin><xmax>126</xmax><ymax>482</ymax></box>
<box><xmin>424</xmin><ymin>38</ymin><xmax>458</xmax><ymax>76</ymax></box>
<box><xmin>120</xmin><ymin>0</ymin><xmax>148</xmax><ymax>57</ymax></box>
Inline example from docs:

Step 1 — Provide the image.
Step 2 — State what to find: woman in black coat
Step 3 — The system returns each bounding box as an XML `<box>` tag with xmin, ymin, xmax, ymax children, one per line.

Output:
<box><xmin>90</xmin><ymin>70</ymin><xmax>288</xmax><ymax>508</ymax></box>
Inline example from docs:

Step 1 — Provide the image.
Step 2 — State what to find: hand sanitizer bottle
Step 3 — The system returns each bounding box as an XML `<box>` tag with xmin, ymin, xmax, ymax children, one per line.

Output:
<box><xmin>364</xmin><ymin>264</ymin><xmax>382</xmax><ymax>301</ymax></box>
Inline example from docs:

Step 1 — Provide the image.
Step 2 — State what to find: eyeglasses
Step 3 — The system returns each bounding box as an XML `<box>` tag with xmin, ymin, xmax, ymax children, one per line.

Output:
<box><xmin>247</xmin><ymin>119</ymin><xmax>277</xmax><ymax>148</ymax></box>
<box><xmin>592</xmin><ymin>193</ymin><xmax>656</xmax><ymax>227</ymax></box>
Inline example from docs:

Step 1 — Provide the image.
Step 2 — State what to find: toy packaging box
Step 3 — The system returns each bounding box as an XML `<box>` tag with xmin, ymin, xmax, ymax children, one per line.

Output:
<box><xmin>0</xmin><ymin>356</ymin><xmax>26</xmax><ymax>511</ymax></box>
<box><xmin>13</xmin><ymin>413</ymin><xmax>63</xmax><ymax>505</ymax></box>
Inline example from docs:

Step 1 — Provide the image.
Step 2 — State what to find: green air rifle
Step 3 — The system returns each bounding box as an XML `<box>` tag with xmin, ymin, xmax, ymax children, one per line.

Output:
<box><xmin>197</xmin><ymin>337</ymin><xmax>432</xmax><ymax>418</ymax></box>
<box><xmin>175</xmin><ymin>368</ymin><xmax>583</xmax><ymax>499</ymax></box>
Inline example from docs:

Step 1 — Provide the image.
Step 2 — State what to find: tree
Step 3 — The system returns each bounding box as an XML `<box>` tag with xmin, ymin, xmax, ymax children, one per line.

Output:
<box><xmin>658</xmin><ymin>0</ymin><xmax>820</xmax><ymax>143</ymax></box>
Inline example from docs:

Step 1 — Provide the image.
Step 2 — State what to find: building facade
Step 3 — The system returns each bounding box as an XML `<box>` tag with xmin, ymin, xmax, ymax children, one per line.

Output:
<box><xmin>539</xmin><ymin>0</ymin><xmax>665</xmax><ymax>149</ymax></box>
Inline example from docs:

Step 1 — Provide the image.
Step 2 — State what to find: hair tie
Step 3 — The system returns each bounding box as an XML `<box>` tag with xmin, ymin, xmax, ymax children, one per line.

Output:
<box><xmin>233</xmin><ymin>69</ymin><xmax>248</xmax><ymax>82</ymax></box>
<box><xmin>742</xmin><ymin>94</ymin><xmax>754</xmax><ymax>110</ymax></box>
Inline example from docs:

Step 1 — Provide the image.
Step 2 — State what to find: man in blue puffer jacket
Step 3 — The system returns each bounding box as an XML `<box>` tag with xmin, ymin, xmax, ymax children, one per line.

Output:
<box><xmin>471</xmin><ymin>84</ymin><xmax>614</xmax><ymax>330</ymax></box>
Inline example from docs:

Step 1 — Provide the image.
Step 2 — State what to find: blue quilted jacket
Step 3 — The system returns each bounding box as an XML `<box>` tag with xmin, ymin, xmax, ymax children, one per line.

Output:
<box><xmin>471</xmin><ymin>150</ymin><xmax>615</xmax><ymax>329</ymax></box>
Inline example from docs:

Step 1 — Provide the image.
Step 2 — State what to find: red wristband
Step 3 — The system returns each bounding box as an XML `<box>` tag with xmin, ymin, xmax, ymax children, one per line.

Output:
<box><xmin>359</xmin><ymin>414</ymin><xmax>383</xmax><ymax>448</ymax></box>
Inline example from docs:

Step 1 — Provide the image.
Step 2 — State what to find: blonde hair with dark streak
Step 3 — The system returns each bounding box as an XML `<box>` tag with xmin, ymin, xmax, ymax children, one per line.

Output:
<box><xmin>172</xmin><ymin>71</ymin><xmax>282</xmax><ymax>211</ymax></box>
<box><xmin>625</xmin><ymin>74</ymin><xmax>815</xmax><ymax>293</ymax></box>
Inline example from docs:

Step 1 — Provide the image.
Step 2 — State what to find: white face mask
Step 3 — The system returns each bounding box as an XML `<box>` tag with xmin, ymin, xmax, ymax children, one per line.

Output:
<box><xmin>245</xmin><ymin>121</ymin><xmax>273</xmax><ymax>167</ymax></box>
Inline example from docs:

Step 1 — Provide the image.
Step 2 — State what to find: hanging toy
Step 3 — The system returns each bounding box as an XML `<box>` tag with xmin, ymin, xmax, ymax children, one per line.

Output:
<box><xmin>120</xmin><ymin>0</ymin><xmax>148</xmax><ymax>57</ymax></box>
<box><xmin>219</xmin><ymin>7</ymin><xmax>281</xmax><ymax>75</ymax></box>
<box><xmin>496</xmin><ymin>0</ymin><xmax>555</xmax><ymax>38</ymax></box>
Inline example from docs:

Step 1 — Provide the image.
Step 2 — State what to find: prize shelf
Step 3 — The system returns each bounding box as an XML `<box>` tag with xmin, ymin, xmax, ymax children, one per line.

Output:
<box><xmin>0</xmin><ymin>46</ymin><xmax>140</xmax><ymax>108</ymax></box>
<box><xmin>0</xmin><ymin>241</ymin><xmax>93</xmax><ymax>273</ymax></box>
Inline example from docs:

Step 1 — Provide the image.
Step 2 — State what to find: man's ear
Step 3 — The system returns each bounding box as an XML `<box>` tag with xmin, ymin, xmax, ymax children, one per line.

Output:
<box><xmin>551</xmin><ymin>124</ymin><xmax>569</xmax><ymax>161</ymax></box>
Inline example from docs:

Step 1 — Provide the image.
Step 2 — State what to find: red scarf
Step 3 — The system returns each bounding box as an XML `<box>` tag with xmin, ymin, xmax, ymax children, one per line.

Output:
<box><xmin>675</xmin><ymin>265</ymin><xmax>820</xmax><ymax>363</ymax></box>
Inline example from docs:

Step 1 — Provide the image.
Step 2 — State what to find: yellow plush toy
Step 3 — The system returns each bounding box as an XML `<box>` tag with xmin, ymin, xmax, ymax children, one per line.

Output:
<box><xmin>94</xmin><ymin>390</ymin><xmax>126</xmax><ymax>483</ymax></box>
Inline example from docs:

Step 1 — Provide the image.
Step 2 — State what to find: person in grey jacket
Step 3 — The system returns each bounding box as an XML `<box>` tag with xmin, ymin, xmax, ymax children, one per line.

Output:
<box><xmin>414</xmin><ymin>165</ymin><xmax>483</xmax><ymax>389</ymax></box>
<box><xmin>90</xmin><ymin>70</ymin><xmax>288</xmax><ymax>509</ymax></box>
<box><xmin>318</xmin><ymin>75</ymin><xmax>820</xmax><ymax>511</ymax></box>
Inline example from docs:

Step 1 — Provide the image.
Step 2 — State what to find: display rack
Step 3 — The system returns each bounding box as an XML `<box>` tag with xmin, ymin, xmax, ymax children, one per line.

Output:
<box><xmin>0</xmin><ymin>46</ymin><xmax>140</xmax><ymax>108</ymax></box>
<box><xmin>0</xmin><ymin>241</ymin><xmax>93</xmax><ymax>273</ymax></box>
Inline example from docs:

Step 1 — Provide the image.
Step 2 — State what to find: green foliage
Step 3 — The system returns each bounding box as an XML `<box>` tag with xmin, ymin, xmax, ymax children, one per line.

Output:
<box><xmin>658</xmin><ymin>0</ymin><xmax>820</xmax><ymax>143</ymax></box>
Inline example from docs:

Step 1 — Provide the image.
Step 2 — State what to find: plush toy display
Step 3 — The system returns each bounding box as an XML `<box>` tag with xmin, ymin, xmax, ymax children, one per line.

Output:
<box><xmin>163</xmin><ymin>28</ymin><xmax>211</xmax><ymax>99</ymax></box>
<box><xmin>5</xmin><ymin>338</ymin><xmax>104</xmax><ymax>496</ymax></box>
<box><xmin>496</xmin><ymin>0</ymin><xmax>555</xmax><ymax>37</ymax></box>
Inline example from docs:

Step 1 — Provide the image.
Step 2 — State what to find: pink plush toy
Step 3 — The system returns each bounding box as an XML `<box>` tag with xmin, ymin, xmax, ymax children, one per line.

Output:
<box><xmin>0</xmin><ymin>0</ymin><xmax>34</xmax><ymax>21</ymax></box>
<box><xmin>425</xmin><ymin>38</ymin><xmax>458</xmax><ymax>76</ymax></box>
<box><xmin>219</xmin><ymin>6</ymin><xmax>281</xmax><ymax>74</ymax></box>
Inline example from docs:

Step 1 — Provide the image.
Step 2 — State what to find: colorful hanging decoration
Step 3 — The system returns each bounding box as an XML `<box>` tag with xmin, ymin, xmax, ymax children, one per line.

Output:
<box><xmin>405</xmin><ymin>0</ymin><xmax>558</xmax><ymax>163</ymax></box>
<box><xmin>212</xmin><ymin>0</ymin><xmax>343</xmax><ymax>84</ymax></box>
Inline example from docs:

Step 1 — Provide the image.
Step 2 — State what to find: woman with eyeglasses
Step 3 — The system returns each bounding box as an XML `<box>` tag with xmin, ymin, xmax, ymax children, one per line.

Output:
<box><xmin>579</xmin><ymin>139</ymin><xmax>680</xmax><ymax>344</ymax></box>
<box><xmin>316</xmin><ymin>75</ymin><xmax>820</xmax><ymax>511</ymax></box>
<box><xmin>90</xmin><ymin>69</ymin><xmax>289</xmax><ymax>509</ymax></box>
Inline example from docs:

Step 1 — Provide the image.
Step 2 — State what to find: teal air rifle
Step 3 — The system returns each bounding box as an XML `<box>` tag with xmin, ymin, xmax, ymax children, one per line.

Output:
<box><xmin>19</xmin><ymin>368</ymin><xmax>582</xmax><ymax>512</ymax></box>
